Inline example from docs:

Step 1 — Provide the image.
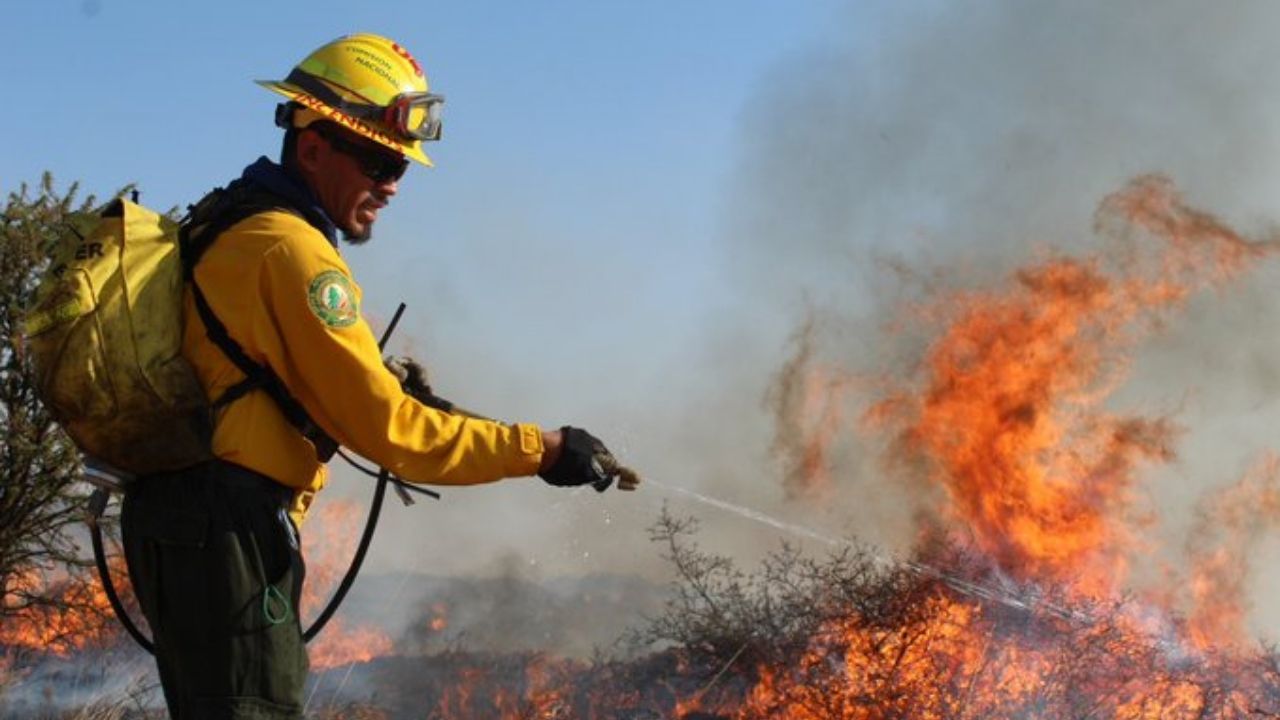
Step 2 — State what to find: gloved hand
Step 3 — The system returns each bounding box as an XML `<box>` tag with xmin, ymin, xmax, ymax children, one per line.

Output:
<box><xmin>384</xmin><ymin>355</ymin><xmax>453</xmax><ymax>412</ymax></box>
<box><xmin>539</xmin><ymin>426</ymin><xmax>640</xmax><ymax>493</ymax></box>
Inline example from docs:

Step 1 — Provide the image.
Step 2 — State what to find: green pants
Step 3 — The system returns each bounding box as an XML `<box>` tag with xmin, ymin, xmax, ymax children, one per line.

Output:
<box><xmin>122</xmin><ymin>460</ymin><xmax>308</xmax><ymax>719</ymax></box>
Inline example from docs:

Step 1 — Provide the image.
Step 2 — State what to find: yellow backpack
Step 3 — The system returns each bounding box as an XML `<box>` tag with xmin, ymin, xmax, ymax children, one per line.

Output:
<box><xmin>24</xmin><ymin>187</ymin><xmax>341</xmax><ymax>478</ymax></box>
<box><xmin>22</xmin><ymin>199</ymin><xmax>212</xmax><ymax>475</ymax></box>
<box><xmin>26</xmin><ymin>192</ymin><xmax>393</xmax><ymax>653</ymax></box>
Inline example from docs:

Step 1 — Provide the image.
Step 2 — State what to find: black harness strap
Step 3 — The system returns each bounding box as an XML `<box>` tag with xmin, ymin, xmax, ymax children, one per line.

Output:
<box><xmin>180</xmin><ymin>182</ymin><xmax>338</xmax><ymax>462</ymax></box>
<box><xmin>188</xmin><ymin>282</ymin><xmax>338</xmax><ymax>460</ymax></box>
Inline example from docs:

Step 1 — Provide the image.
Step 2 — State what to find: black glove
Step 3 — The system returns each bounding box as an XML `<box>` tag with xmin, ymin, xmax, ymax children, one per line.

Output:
<box><xmin>539</xmin><ymin>426</ymin><xmax>617</xmax><ymax>492</ymax></box>
<box><xmin>384</xmin><ymin>356</ymin><xmax>454</xmax><ymax>411</ymax></box>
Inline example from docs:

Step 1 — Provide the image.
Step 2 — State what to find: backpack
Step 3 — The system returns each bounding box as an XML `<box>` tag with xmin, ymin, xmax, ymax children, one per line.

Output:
<box><xmin>22</xmin><ymin>185</ymin><xmax>336</xmax><ymax>477</ymax></box>
<box><xmin>25</xmin><ymin>187</ymin><xmax>419</xmax><ymax>654</ymax></box>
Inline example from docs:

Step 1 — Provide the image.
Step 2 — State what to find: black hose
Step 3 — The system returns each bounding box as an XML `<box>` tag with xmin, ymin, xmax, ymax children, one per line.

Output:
<box><xmin>88</xmin><ymin>492</ymin><xmax>154</xmax><ymax>654</ymax></box>
<box><xmin>335</xmin><ymin>449</ymin><xmax>440</xmax><ymax>499</ymax></box>
<box><xmin>301</xmin><ymin>302</ymin><xmax>407</xmax><ymax>643</ymax></box>
<box><xmin>302</xmin><ymin>469</ymin><xmax>389</xmax><ymax>642</ymax></box>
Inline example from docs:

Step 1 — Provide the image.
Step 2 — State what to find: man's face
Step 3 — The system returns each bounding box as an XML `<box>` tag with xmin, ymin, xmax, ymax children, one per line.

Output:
<box><xmin>299</xmin><ymin>125</ymin><xmax>406</xmax><ymax>243</ymax></box>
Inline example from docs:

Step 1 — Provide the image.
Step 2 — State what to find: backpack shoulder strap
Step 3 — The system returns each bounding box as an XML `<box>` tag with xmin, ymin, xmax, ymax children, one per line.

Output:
<box><xmin>180</xmin><ymin>180</ymin><xmax>286</xmax><ymax>274</ymax></box>
<box><xmin>181</xmin><ymin>182</ymin><xmax>338</xmax><ymax>462</ymax></box>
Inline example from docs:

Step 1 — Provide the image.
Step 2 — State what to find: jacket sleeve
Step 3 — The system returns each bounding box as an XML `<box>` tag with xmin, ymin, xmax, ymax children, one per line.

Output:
<box><xmin>248</xmin><ymin>217</ymin><xmax>544</xmax><ymax>485</ymax></box>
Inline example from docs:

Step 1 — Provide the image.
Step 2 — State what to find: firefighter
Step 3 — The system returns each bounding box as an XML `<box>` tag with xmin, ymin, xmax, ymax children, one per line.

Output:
<box><xmin>119</xmin><ymin>33</ymin><xmax>628</xmax><ymax>719</ymax></box>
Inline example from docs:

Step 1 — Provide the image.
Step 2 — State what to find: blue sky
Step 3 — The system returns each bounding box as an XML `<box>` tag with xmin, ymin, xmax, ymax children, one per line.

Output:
<box><xmin>6</xmin><ymin>1</ymin><xmax>835</xmax><ymax>198</ymax></box>
<box><xmin>3</xmin><ymin>0</ymin><xmax>851</xmax><ymax>408</ymax></box>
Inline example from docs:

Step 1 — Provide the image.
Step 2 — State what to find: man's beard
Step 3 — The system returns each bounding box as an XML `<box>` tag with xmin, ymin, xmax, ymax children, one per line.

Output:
<box><xmin>341</xmin><ymin>222</ymin><xmax>373</xmax><ymax>245</ymax></box>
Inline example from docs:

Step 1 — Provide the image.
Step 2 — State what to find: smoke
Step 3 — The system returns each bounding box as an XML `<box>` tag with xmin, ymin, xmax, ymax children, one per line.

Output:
<box><xmin>720</xmin><ymin>0</ymin><xmax>1280</xmax><ymax>638</ymax></box>
<box><xmin>727</xmin><ymin>1</ymin><xmax>1280</xmax><ymax>296</ymax></box>
<box><xmin>0</xmin><ymin>647</ymin><xmax>156</xmax><ymax>714</ymax></box>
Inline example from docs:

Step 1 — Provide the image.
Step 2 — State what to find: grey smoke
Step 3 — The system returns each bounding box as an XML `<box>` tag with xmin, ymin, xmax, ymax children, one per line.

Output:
<box><xmin>727</xmin><ymin>1</ymin><xmax>1280</xmax><ymax>307</ymax></box>
<box><xmin>720</xmin><ymin>0</ymin><xmax>1280</xmax><ymax>640</ymax></box>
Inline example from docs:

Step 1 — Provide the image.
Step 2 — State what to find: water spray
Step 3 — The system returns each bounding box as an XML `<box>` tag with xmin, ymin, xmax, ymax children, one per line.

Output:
<box><xmin>642</xmin><ymin>478</ymin><xmax>1085</xmax><ymax>623</ymax></box>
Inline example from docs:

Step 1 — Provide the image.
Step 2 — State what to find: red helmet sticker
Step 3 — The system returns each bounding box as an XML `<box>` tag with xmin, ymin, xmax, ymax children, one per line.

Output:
<box><xmin>391</xmin><ymin>42</ymin><xmax>424</xmax><ymax>77</ymax></box>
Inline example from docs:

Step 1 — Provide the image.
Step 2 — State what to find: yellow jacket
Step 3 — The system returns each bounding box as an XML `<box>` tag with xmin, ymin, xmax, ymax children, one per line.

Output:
<box><xmin>183</xmin><ymin>209</ymin><xmax>544</xmax><ymax>523</ymax></box>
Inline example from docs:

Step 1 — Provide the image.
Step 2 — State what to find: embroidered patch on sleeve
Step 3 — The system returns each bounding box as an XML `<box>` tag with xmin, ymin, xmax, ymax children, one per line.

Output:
<box><xmin>307</xmin><ymin>270</ymin><xmax>359</xmax><ymax>328</ymax></box>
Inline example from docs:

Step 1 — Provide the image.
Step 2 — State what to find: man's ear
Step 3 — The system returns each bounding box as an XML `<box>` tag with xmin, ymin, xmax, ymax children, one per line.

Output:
<box><xmin>294</xmin><ymin>128</ymin><xmax>326</xmax><ymax>175</ymax></box>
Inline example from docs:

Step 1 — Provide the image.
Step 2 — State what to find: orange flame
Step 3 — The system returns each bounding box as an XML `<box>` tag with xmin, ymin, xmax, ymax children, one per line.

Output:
<box><xmin>308</xmin><ymin>618</ymin><xmax>393</xmax><ymax>669</ymax></box>
<box><xmin>430</xmin><ymin>655</ymin><xmax>578</xmax><ymax>719</ymax></box>
<box><xmin>427</xmin><ymin>602</ymin><xmax>448</xmax><ymax>632</ymax></box>
<box><xmin>1184</xmin><ymin>453</ymin><xmax>1280</xmax><ymax>650</ymax></box>
<box><xmin>767</xmin><ymin>315</ymin><xmax>855</xmax><ymax>499</ymax></box>
<box><xmin>865</xmin><ymin>175</ymin><xmax>1278</xmax><ymax>596</ymax></box>
<box><xmin>0</xmin><ymin>558</ymin><xmax>123</xmax><ymax>657</ymax></box>
<box><xmin>302</xmin><ymin>499</ymin><xmax>394</xmax><ymax>671</ymax></box>
<box><xmin>726</xmin><ymin>175</ymin><xmax>1280</xmax><ymax>718</ymax></box>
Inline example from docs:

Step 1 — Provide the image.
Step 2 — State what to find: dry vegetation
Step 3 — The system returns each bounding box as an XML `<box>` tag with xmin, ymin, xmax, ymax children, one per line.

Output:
<box><xmin>294</xmin><ymin>508</ymin><xmax>1280</xmax><ymax>718</ymax></box>
<box><xmin>0</xmin><ymin>177</ymin><xmax>108</xmax><ymax>647</ymax></box>
<box><xmin>10</xmin><ymin>507</ymin><xmax>1280</xmax><ymax>718</ymax></box>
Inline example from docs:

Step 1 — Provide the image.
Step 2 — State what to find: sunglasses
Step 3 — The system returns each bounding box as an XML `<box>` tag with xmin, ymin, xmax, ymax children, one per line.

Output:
<box><xmin>311</xmin><ymin>124</ymin><xmax>410</xmax><ymax>184</ymax></box>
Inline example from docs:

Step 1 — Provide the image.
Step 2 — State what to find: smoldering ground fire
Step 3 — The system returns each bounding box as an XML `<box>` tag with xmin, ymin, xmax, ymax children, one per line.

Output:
<box><xmin>7</xmin><ymin>175</ymin><xmax>1280</xmax><ymax>718</ymax></box>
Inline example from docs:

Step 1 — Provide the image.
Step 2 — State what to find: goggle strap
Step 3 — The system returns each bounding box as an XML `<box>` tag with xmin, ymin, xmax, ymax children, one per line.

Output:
<box><xmin>283</xmin><ymin>69</ymin><xmax>386</xmax><ymax>125</ymax></box>
<box><xmin>281</xmin><ymin>70</ymin><xmax>442</xmax><ymax>143</ymax></box>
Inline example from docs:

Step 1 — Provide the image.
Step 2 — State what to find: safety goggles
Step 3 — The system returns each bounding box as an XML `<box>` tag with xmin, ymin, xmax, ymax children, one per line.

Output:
<box><xmin>311</xmin><ymin>124</ymin><xmax>410</xmax><ymax>184</ymax></box>
<box><xmin>383</xmin><ymin>92</ymin><xmax>444</xmax><ymax>142</ymax></box>
<box><xmin>284</xmin><ymin>70</ymin><xmax>445</xmax><ymax>142</ymax></box>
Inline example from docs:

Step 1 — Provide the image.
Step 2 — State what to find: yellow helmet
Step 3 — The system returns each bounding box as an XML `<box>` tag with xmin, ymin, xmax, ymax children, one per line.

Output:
<box><xmin>257</xmin><ymin>33</ymin><xmax>443</xmax><ymax>167</ymax></box>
